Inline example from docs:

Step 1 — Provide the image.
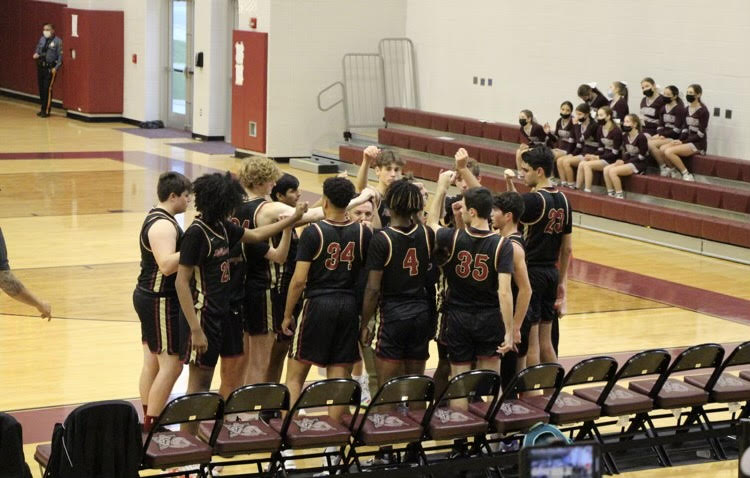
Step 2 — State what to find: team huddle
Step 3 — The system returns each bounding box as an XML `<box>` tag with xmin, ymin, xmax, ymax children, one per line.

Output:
<box><xmin>134</xmin><ymin>145</ymin><xmax>572</xmax><ymax>433</ymax></box>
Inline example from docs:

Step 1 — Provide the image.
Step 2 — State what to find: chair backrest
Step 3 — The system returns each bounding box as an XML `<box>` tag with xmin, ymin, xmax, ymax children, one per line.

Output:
<box><xmin>225</xmin><ymin>383</ymin><xmax>290</xmax><ymax>415</ymax></box>
<box><xmin>279</xmin><ymin>378</ymin><xmax>361</xmax><ymax>439</ymax></box>
<box><xmin>722</xmin><ymin>341</ymin><xmax>750</xmax><ymax>369</ymax></box>
<box><xmin>488</xmin><ymin>364</ymin><xmax>564</xmax><ymax>421</ymax></box>
<box><xmin>652</xmin><ymin>343</ymin><xmax>724</xmax><ymax>397</ymax></box>
<box><xmin>561</xmin><ymin>357</ymin><xmax>618</xmax><ymax>407</ymax></box>
<box><xmin>423</xmin><ymin>369</ymin><xmax>501</xmax><ymax>425</ymax></box>
<box><xmin>614</xmin><ymin>349</ymin><xmax>672</xmax><ymax>381</ymax></box>
<box><xmin>352</xmin><ymin>375</ymin><xmax>434</xmax><ymax>438</ymax></box>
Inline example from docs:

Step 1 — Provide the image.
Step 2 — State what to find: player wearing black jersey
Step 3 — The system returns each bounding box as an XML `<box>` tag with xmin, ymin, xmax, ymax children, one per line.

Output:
<box><xmin>490</xmin><ymin>192</ymin><xmax>532</xmax><ymax>390</ymax></box>
<box><xmin>361</xmin><ymin>179</ymin><xmax>434</xmax><ymax>384</ymax></box>
<box><xmin>134</xmin><ymin>172</ymin><xmax>191</xmax><ymax>431</ymax></box>
<box><xmin>282</xmin><ymin>177</ymin><xmax>372</xmax><ymax>420</ymax></box>
<box><xmin>428</xmin><ymin>167</ymin><xmax>515</xmax><ymax>381</ymax></box>
<box><xmin>507</xmin><ymin>146</ymin><xmax>573</xmax><ymax>366</ymax></box>
<box><xmin>175</xmin><ymin>172</ymin><xmax>306</xmax><ymax>407</ymax></box>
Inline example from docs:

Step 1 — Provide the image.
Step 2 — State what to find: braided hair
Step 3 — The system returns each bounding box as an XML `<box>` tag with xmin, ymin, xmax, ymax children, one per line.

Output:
<box><xmin>384</xmin><ymin>179</ymin><xmax>424</xmax><ymax>218</ymax></box>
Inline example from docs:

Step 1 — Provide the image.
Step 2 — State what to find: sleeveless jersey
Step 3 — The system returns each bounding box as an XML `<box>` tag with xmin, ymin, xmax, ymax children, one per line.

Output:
<box><xmin>366</xmin><ymin>224</ymin><xmax>433</xmax><ymax>300</ymax></box>
<box><xmin>137</xmin><ymin>207</ymin><xmax>183</xmax><ymax>296</ymax></box>
<box><xmin>228</xmin><ymin>197</ymin><xmax>270</xmax><ymax>305</ymax></box>
<box><xmin>437</xmin><ymin>227</ymin><xmax>512</xmax><ymax>309</ymax></box>
<box><xmin>507</xmin><ymin>232</ymin><xmax>526</xmax><ymax>303</ymax></box>
<box><xmin>521</xmin><ymin>188</ymin><xmax>572</xmax><ymax>267</ymax></box>
<box><xmin>297</xmin><ymin>219</ymin><xmax>370</xmax><ymax>298</ymax></box>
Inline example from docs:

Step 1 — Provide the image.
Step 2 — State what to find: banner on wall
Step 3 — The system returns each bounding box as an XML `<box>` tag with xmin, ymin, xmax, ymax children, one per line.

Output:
<box><xmin>234</xmin><ymin>41</ymin><xmax>244</xmax><ymax>86</ymax></box>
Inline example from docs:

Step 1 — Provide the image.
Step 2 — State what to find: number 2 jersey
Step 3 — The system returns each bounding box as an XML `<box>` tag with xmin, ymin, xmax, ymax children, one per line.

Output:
<box><xmin>520</xmin><ymin>187</ymin><xmax>572</xmax><ymax>267</ymax></box>
<box><xmin>435</xmin><ymin>226</ymin><xmax>513</xmax><ymax>309</ymax></box>
<box><xmin>179</xmin><ymin>217</ymin><xmax>246</xmax><ymax>317</ymax></box>
<box><xmin>296</xmin><ymin>219</ymin><xmax>372</xmax><ymax>298</ymax></box>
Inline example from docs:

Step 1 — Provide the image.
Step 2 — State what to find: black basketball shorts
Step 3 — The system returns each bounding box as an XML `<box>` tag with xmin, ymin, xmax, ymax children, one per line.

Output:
<box><xmin>527</xmin><ymin>266</ymin><xmax>559</xmax><ymax>324</ymax></box>
<box><xmin>373</xmin><ymin>300</ymin><xmax>432</xmax><ymax>361</ymax></box>
<box><xmin>182</xmin><ymin>306</ymin><xmax>244</xmax><ymax>368</ymax></box>
<box><xmin>442</xmin><ymin>306</ymin><xmax>504</xmax><ymax>365</ymax></box>
<box><xmin>133</xmin><ymin>288</ymin><xmax>184</xmax><ymax>355</ymax></box>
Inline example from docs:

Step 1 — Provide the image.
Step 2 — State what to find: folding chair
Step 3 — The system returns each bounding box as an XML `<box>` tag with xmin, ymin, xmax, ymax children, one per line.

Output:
<box><xmin>628</xmin><ymin>343</ymin><xmax>725</xmax><ymax>465</ymax></box>
<box><xmin>197</xmin><ymin>383</ymin><xmax>289</xmax><ymax>475</ymax></box>
<box><xmin>473</xmin><ymin>364</ymin><xmax>564</xmax><ymax>443</ymax></box>
<box><xmin>408</xmin><ymin>369</ymin><xmax>501</xmax><ymax>463</ymax></box>
<box><xmin>141</xmin><ymin>393</ymin><xmax>224</xmax><ymax>478</ymax></box>
<box><xmin>270</xmin><ymin>378</ymin><xmax>360</xmax><ymax>475</ymax></box>
<box><xmin>344</xmin><ymin>374</ymin><xmax>434</xmax><ymax>471</ymax></box>
<box><xmin>34</xmin><ymin>400</ymin><xmax>141</xmax><ymax>478</ymax></box>
<box><xmin>573</xmin><ymin>349</ymin><xmax>670</xmax><ymax>474</ymax></box>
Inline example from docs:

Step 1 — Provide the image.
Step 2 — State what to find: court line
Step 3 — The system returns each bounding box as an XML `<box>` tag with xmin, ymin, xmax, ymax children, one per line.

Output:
<box><xmin>563</xmin><ymin>305</ymin><xmax>671</xmax><ymax>317</ymax></box>
<box><xmin>0</xmin><ymin>312</ymin><xmax>136</xmax><ymax>324</ymax></box>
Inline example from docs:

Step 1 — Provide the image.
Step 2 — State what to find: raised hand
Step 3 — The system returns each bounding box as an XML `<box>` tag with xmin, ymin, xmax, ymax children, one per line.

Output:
<box><xmin>455</xmin><ymin>148</ymin><xmax>469</xmax><ymax>170</ymax></box>
<box><xmin>363</xmin><ymin>145</ymin><xmax>380</xmax><ymax>165</ymax></box>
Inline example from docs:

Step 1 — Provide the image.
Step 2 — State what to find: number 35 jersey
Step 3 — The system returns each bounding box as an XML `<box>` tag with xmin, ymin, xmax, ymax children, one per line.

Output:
<box><xmin>296</xmin><ymin>219</ymin><xmax>372</xmax><ymax>298</ymax></box>
<box><xmin>436</xmin><ymin>227</ymin><xmax>513</xmax><ymax>309</ymax></box>
<box><xmin>366</xmin><ymin>224</ymin><xmax>435</xmax><ymax>301</ymax></box>
<box><xmin>521</xmin><ymin>188</ymin><xmax>572</xmax><ymax>267</ymax></box>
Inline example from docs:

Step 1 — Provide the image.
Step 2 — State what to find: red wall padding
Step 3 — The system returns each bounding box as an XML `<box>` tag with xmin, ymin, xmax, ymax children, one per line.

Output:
<box><xmin>0</xmin><ymin>0</ymin><xmax>66</xmax><ymax>99</ymax></box>
<box><xmin>232</xmin><ymin>31</ymin><xmax>268</xmax><ymax>153</ymax></box>
<box><xmin>62</xmin><ymin>8</ymin><xmax>124</xmax><ymax>114</ymax></box>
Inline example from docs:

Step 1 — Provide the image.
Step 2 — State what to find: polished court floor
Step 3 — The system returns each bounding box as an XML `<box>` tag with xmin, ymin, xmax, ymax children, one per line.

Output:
<box><xmin>1</xmin><ymin>97</ymin><xmax>748</xmax><ymax>476</ymax></box>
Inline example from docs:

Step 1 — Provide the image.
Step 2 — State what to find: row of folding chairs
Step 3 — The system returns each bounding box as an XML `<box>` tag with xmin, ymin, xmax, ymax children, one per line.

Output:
<box><xmin>34</xmin><ymin>341</ymin><xmax>750</xmax><ymax>477</ymax></box>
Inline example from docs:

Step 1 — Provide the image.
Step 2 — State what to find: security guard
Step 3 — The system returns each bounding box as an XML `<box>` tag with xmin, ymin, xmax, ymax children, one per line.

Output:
<box><xmin>32</xmin><ymin>23</ymin><xmax>63</xmax><ymax>118</ymax></box>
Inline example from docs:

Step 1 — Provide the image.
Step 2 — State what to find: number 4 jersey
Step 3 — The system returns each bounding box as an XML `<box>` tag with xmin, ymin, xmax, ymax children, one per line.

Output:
<box><xmin>436</xmin><ymin>226</ymin><xmax>514</xmax><ymax>309</ymax></box>
<box><xmin>520</xmin><ymin>187</ymin><xmax>572</xmax><ymax>267</ymax></box>
<box><xmin>296</xmin><ymin>219</ymin><xmax>372</xmax><ymax>298</ymax></box>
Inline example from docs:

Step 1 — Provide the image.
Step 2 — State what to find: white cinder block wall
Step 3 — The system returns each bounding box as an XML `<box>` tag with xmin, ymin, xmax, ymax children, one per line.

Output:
<box><xmin>405</xmin><ymin>0</ymin><xmax>750</xmax><ymax>160</ymax></box>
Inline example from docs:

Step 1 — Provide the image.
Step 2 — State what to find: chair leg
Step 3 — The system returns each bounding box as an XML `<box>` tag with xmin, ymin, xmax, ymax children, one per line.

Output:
<box><xmin>645</xmin><ymin>415</ymin><xmax>672</xmax><ymax>467</ymax></box>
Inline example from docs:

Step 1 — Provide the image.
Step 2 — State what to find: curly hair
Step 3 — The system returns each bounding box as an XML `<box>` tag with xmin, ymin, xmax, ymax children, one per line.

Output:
<box><xmin>193</xmin><ymin>172</ymin><xmax>245</xmax><ymax>224</ymax></box>
<box><xmin>238</xmin><ymin>156</ymin><xmax>282</xmax><ymax>189</ymax></box>
<box><xmin>323</xmin><ymin>177</ymin><xmax>356</xmax><ymax>209</ymax></box>
<box><xmin>385</xmin><ymin>179</ymin><xmax>423</xmax><ymax>217</ymax></box>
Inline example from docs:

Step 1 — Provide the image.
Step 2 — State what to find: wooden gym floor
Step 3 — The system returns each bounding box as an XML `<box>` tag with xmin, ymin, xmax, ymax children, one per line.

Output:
<box><xmin>0</xmin><ymin>97</ymin><xmax>748</xmax><ymax>476</ymax></box>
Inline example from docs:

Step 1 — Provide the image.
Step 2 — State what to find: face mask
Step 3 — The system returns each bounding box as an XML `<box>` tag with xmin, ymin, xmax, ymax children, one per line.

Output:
<box><xmin>606</xmin><ymin>90</ymin><xmax>614</xmax><ymax>100</ymax></box>
<box><xmin>622</xmin><ymin>125</ymin><xmax>633</xmax><ymax>133</ymax></box>
<box><xmin>519</xmin><ymin>119</ymin><xmax>527</xmax><ymax>127</ymax></box>
<box><xmin>643</xmin><ymin>88</ymin><xmax>654</xmax><ymax>97</ymax></box>
<box><xmin>663</xmin><ymin>96</ymin><xmax>673</xmax><ymax>103</ymax></box>
<box><xmin>597</xmin><ymin>118</ymin><xmax>607</xmax><ymax>126</ymax></box>
<box><xmin>43</xmin><ymin>31</ymin><xmax>52</xmax><ymax>39</ymax></box>
<box><xmin>577</xmin><ymin>116</ymin><xmax>587</xmax><ymax>123</ymax></box>
<box><xmin>560</xmin><ymin>113</ymin><xmax>571</xmax><ymax>119</ymax></box>
<box><xmin>686</xmin><ymin>94</ymin><xmax>696</xmax><ymax>103</ymax></box>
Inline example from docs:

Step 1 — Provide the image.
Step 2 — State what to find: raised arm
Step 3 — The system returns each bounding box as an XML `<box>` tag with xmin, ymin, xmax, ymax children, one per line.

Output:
<box><xmin>454</xmin><ymin>148</ymin><xmax>482</xmax><ymax>189</ymax></box>
<box><xmin>427</xmin><ymin>170</ymin><xmax>455</xmax><ymax>231</ymax></box>
<box><xmin>355</xmin><ymin>146</ymin><xmax>380</xmax><ymax>193</ymax></box>
<box><xmin>148</xmin><ymin>219</ymin><xmax>180</xmax><ymax>276</ymax></box>
<box><xmin>266</xmin><ymin>227</ymin><xmax>292</xmax><ymax>264</ymax></box>
<box><xmin>242</xmin><ymin>202</ymin><xmax>308</xmax><ymax>243</ymax></box>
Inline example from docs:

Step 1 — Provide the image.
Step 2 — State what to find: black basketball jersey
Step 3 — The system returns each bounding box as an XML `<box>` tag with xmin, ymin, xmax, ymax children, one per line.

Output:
<box><xmin>507</xmin><ymin>232</ymin><xmax>526</xmax><ymax>303</ymax></box>
<box><xmin>521</xmin><ymin>188</ymin><xmax>572</xmax><ymax>267</ymax></box>
<box><xmin>296</xmin><ymin>219</ymin><xmax>372</xmax><ymax>298</ymax></box>
<box><xmin>436</xmin><ymin>226</ymin><xmax>514</xmax><ymax>309</ymax></box>
<box><xmin>366</xmin><ymin>224</ymin><xmax>434</xmax><ymax>300</ymax></box>
<box><xmin>137</xmin><ymin>207</ymin><xmax>183</xmax><ymax>296</ymax></box>
<box><xmin>179</xmin><ymin>218</ymin><xmax>245</xmax><ymax>316</ymax></box>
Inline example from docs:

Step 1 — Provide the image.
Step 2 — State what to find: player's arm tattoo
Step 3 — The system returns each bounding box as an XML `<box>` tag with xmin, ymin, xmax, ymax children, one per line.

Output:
<box><xmin>0</xmin><ymin>270</ymin><xmax>24</xmax><ymax>296</ymax></box>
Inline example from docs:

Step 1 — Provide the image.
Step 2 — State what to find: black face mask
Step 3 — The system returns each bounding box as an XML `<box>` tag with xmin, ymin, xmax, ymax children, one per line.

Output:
<box><xmin>663</xmin><ymin>96</ymin><xmax>673</xmax><ymax>103</ymax></box>
<box><xmin>643</xmin><ymin>88</ymin><xmax>654</xmax><ymax>97</ymax></box>
<box><xmin>621</xmin><ymin>125</ymin><xmax>633</xmax><ymax>133</ymax></box>
<box><xmin>519</xmin><ymin>119</ymin><xmax>527</xmax><ymax>127</ymax></box>
<box><xmin>560</xmin><ymin>113</ymin><xmax>571</xmax><ymax>119</ymax></box>
<box><xmin>686</xmin><ymin>94</ymin><xmax>696</xmax><ymax>103</ymax></box>
<box><xmin>597</xmin><ymin>118</ymin><xmax>607</xmax><ymax>126</ymax></box>
<box><xmin>577</xmin><ymin>116</ymin><xmax>587</xmax><ymax>123</ymax></box>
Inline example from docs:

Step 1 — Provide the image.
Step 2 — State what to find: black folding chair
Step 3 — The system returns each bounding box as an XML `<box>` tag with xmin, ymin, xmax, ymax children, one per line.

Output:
<box><xmin>141</xmin><ymin>392</ymin><xmax>224</xmax><ymax>478</ymax></box>
<box><xmin>628</xmin><ymin>343</ymin><xmax>725</xmax><ymax>465</ymax></box>
<box><xmin>574</xmin><ymin>349</ymin><xmax>671</xmax><ymax>474</ymax></box>
<box><xmin>197</xmin><ymin>383</ymin><xmax>289</xmax><ymax>475</ymax></box>
<box><xmin>344</xmin><ymin>374</ymin><xmax>434</xmax><ymax>471</ymax></box>
<box><xmin>412</xmin><ymin>369</ymin><xmax>502</xmax><ymax>462</ymax></box>
<box><xmin>270</xmin><ymin>378</ymin><xmax>360</xmax><ymax>475</ymax></box>
<box><xmin>474</xmin><ymin>364</ymin><xmax>563</xmax><ymax>448</ymax></box>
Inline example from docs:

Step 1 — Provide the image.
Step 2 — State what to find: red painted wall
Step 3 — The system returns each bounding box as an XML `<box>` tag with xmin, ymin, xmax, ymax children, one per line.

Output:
<box><xmin>0</xmin><ymin>0</ymin><xmax>66</xmax><ymax>99</ymax></box>
<box><xmin>232</xmin><ymin>31</ymin><xmax>268</xmax><ymax>153</ymax></box>
<box><xmin>62</xmin><ymin>8</ymin><xmax>124</xmax><ymax>114</ymax></box>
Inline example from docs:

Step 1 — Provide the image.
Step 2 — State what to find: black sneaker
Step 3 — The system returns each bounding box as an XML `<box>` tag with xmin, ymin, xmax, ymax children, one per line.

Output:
<box><xmin>36</xmin><ymin>112</ymin><xmax>43</xmax><ymax>117</ymax></box>
<box><xmin>39</xmin><ymin>113</ymin><xmax>50</xmax><ymax>118</ymax></box>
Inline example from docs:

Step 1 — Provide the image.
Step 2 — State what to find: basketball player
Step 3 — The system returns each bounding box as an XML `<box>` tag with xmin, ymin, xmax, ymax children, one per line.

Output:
<box><xmin>427</xmin><ymin>170</ymin><xmax>514</xmax><ymax>382</ymax></box>
<box><xmin>237</xmin><ymin>157</ymin><xmax>375</xmax><ymax>385</ymax></box>
<box><xmin>361</xmin><ymin>179</ymin><xmax>434</xmax><ymax>384</ymax></box>
<box><xmin>282</xmin><ymin>177</ymin><xmax>372</xmax><ymax>421</ymax></box>
<box><xmin>175</xmin><ymin>172</ymin><xmax>306</xmax><ymax>404</ymax></box>
<box><xmin>133</xmin><ymin>171</ymin><xmax>191</xmax><ymax>431</ymax></box>
<box><xmin>507</xmin><ymin>146</ymin><xmax>573</xmax><ymax>366</ymax></box>
<box><xmin>489</xmin><ymin>192</ymin><xmax>532</xmax><ymax>388</ymax></box>
<box><xmin>355</xmin><ymin>146</ymin><xmax>405</xmax><ymax>227</ymax></box>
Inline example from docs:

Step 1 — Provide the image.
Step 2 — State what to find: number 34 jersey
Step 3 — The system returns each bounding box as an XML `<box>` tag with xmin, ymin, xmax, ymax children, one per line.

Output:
<box><xmin>296</xmin><ymin>219</ymin><xmax>372</xmax><ymax>298</ymax></box>
<box><xmin>436</xmin><ymin>226</ymin><xmax>513</xmax><ymax>309</ymax></box>
<box><xmin>520</xmin><ymin>187</ymin><xmax>573</xmax><ymax>267</ymax></box>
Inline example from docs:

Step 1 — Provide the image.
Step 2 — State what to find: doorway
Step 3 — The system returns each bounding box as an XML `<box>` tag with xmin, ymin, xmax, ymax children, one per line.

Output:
<box><xmin>166</xmin><ymin>0</ymin><xmax>193</xmax><ymax>130</ymax></box>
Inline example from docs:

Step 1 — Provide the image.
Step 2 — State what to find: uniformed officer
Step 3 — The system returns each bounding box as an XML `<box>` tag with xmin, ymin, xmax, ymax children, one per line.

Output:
<box><xmin>32</xmin><ymin>23</ymin><xmax>63</xmax><ymax>118</ymax></box>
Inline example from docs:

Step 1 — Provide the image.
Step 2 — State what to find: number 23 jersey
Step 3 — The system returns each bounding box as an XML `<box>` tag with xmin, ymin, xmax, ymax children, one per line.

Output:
<box><xmin>296</xmin><ymin>219</ymin><xmax>372</xmax><ymax>298</ymax></box>
<box><xmin>436</xmin><ymin>227</ymin><xmax>513</xmax><ymax>309</ymax></box>
<box><xmin>521</xmin><ymin>188</ymin><xmax>572</xmax><ymax>267</ymax></box>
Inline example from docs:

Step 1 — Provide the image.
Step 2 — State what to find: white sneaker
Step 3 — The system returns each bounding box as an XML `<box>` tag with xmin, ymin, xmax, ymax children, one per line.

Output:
<box><xmin>614</xmin><ymin>192</ymin><xmax>624</xmax><ymax>199</ymax></box>
<box><xmin>354</xmin><ymin>375</ymin><xmax>371</xmax><ymax>405</ymax></box>
<box><xmin>682</xmin><ymin>172</ymin><xmax>695</xmax><ymax>181</ymax></box>
<box><xmin>583</xmin><ymin>188</ymin><xmax>592</xmax><ymax>193</ymax></box>
<box><xmin>659</xmin><ymin>166</ymin><xmax>670</xmax><ymax>177</ymax></box>
<box><xmin>607</xmin><ymin>190</ymin><xmax>615</xmax><ymax>197</ymax></box>
<box><xmin>669</xmin><ymin>168</ymin><xmax>682</xmax><ymax>179</ymax></box>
